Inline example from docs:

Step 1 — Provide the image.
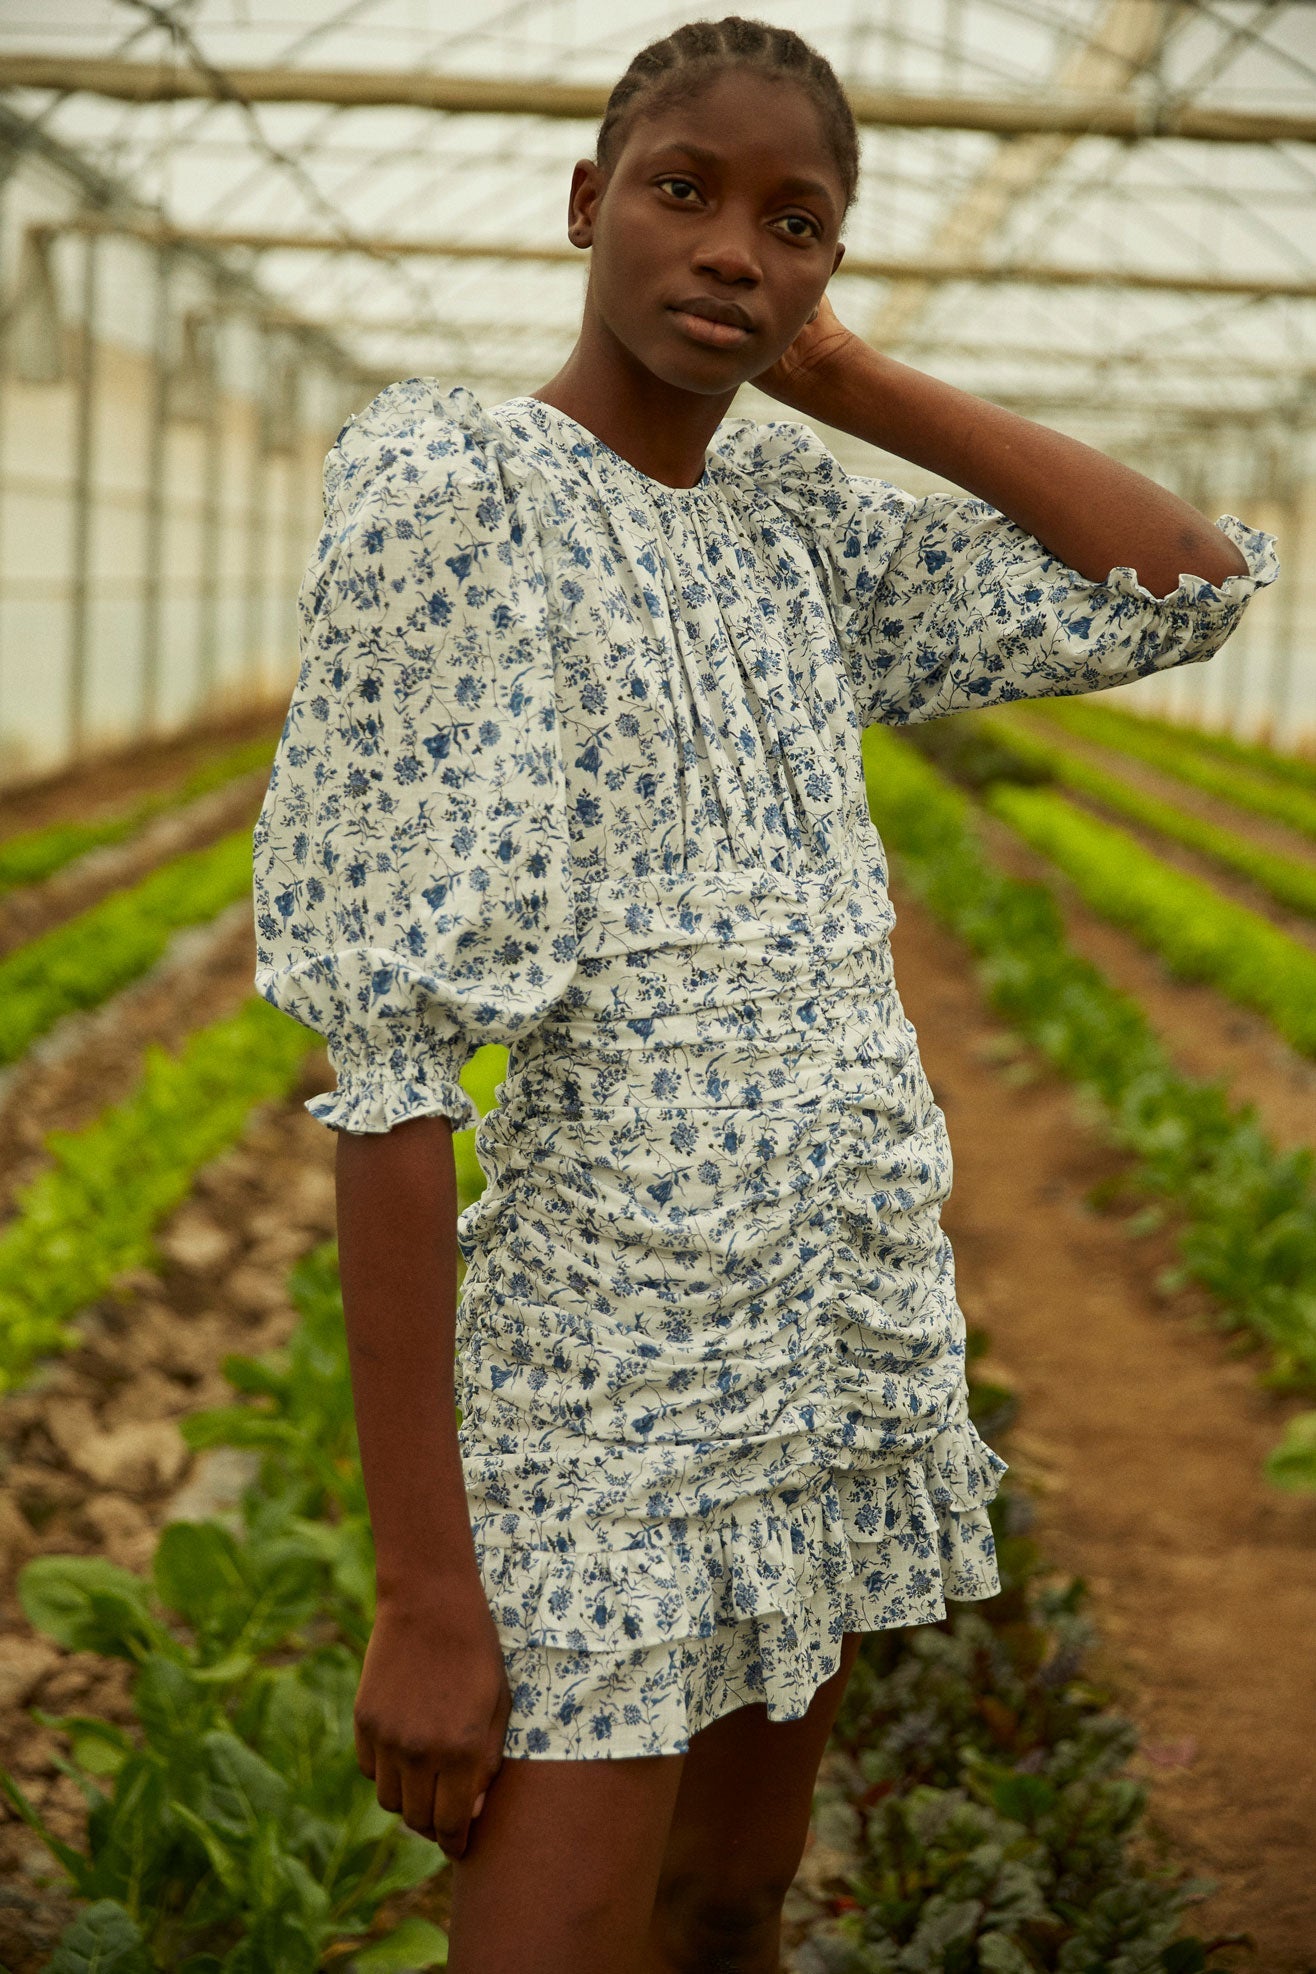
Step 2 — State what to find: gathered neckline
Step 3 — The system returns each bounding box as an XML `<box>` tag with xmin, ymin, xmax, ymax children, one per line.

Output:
<box><xmin>495</xmin><ymin>393</ymin><xmax>721</xmax><ymax>498</ymax></box>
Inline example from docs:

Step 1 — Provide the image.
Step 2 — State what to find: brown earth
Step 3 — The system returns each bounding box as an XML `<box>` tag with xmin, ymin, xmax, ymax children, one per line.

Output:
<box><xmin>0</xmin><ymin>904</ymin><xmax>260</xmax><ymax>1219</ymax></box>
<box><xmin>0</xmin><ymin>697</ymin><xmax>285</xmax><ymax>844</ymax></box>
<box><xmin>1053</xmin><ymin>779</ymin><xmax>1316</xmax><ymax>954</ymax></box>
<box><xmin>1010</xmin><ymin>709</ymin><xmax>1316</xmax><ymax>866</ymax></box>
<box><xmin>886</xmin><ymin>879</ymin><xmax>1316</xmax><ymax>1973</ymax></box>
<box><xmin>0</xmin><ymin>1069</ymin><xmax>347</xmax><ymax>1970</ymax></box>
<box><xmin>0</xmin><ymin>768</ymin><xmax>270</xmax><ymax>957</ymax></box>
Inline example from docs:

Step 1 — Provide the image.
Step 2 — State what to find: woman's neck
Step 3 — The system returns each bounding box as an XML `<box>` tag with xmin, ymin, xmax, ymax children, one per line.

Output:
<box><xmin>531</xmin><ymin>317</ymin><xmax>739</xmax><ymax>490</ymax></box>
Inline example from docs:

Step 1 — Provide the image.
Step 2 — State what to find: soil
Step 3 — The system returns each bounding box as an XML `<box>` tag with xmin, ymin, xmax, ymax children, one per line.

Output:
<box><xmin>0</xmin><ymin>698</ymin><xmax>285</xmax><ymax>844</ymax></box>
<box><xmin>1054</xmin><ymin>779</ymin><xmax>1316</xmax><ymax>954</ymax></box>
<box><xmin>0</xmin><ymin>1066</ymin><xmax>354</xmax><ymax>1971</ymax></box>
<box><xmin>887</xmin><ymin>879</ymin><xmax>1316</xmax><ymax>1973</ymax></box>
<box><xmin>0</xmin><ymin>768</ymin><xmax>271</xmax><ymax>957</ymax></box>
<box><xmin>0</xmin><ymin>905</ymin><xmax>261</xmax><ymax>1220</ymax></box>
<box><xmin>1011</xmin><ymin>710</ymin><xmax>1316</xmax><ymax>867</ymax></box>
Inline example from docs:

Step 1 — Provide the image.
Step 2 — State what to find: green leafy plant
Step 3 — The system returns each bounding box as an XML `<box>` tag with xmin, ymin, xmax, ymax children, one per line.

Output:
<box><xmin>810</xmin><ymin>1496</ymin><xmax>1242</xmax><ymax>1972</ymax></box>
<box><xmin>976</xmin><ymin>711</ymin><xmax>1316</xmax><ymax>920</ymax></box>
<box><xmin>980</xmin><ymin>781</ymin><xmax>1316</xmax><ymax>1057</ymax></box>
<box><xmin>0</xmin><ymin>828</ymin><xmax>259</xmax><ymax>1066</ymax></box>
<box><xmin>0</xmin><ymin>734</ymin><xmax>278</xmax><ymax>898</ymax></box>
<box><xmin>0</xmin><ymin>997</ymin><xmax>317</xmax><ymax>1393</ymax></box>
<box><xmin>0</xmin><ymin>1246</ymin><xmax>448</xmax><ymax>1972</ymax></box>
<box><xmin>1035</xmin><ymin>698</ymin><xmax>1316</xmax><ymax>797</ymax></box>
<box><xmin>861</xmin><ymin>722</ymin><xmax>1316</xmax><ymax>1484</ymax></box>
<box><xmin>1032</xmin><ymin>698</ymin><xmax>1316</xmax><ymax>842</ymax></box>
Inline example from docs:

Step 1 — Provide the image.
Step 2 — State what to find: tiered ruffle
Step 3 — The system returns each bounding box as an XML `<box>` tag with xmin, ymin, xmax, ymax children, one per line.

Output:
<box><xmin>477</xmin><ymin>1419</ymin><xmax>1004</xmax><ymax>1759</ymax></box>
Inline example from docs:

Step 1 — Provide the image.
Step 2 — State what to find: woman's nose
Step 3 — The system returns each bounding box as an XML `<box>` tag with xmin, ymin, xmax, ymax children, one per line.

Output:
<box><xmin>691</xmin><ymin>232</ymin><xmax>761</xmax><ymax>287</ymax></box>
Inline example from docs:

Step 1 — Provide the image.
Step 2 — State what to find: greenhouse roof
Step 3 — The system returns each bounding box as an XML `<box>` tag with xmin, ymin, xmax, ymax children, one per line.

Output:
<box><xmin>2</xmin><ymin>0</ymin><xmax>1314</xmax><ymax>463</ymax></box>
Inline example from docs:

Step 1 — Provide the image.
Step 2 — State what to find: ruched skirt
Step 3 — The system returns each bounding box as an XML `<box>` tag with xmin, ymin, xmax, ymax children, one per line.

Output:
<box><xmin>453</xmin><ymin>849</ymin><xmax>1005</xmax><ymax>1759</ymax></box>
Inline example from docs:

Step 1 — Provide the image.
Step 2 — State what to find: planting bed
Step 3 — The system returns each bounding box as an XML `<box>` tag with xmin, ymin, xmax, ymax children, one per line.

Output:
<box><xmin>880</xmin><ymin>881</ymin><xmax>1316</xmax><ymax>1970</ymax></box>
<box><xmin>0</xmin><ymin>709</ymin><xmax>1313</xmax><ymax>1969</ymax></box>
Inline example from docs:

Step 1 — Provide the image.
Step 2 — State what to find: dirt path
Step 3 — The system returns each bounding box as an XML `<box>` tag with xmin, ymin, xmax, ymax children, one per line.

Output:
<box><xmin>0</xmin><ymin>903</ymin><xmax>260</xmax><ymax>1219</ymax></box>
<box><xmin>1054</xmin><ymin>780</ymin><xmax>1316</xmax><ymax>954</ymax></box>
<box><xmin>1010</xmin><ymin>711</ymin><xmax>1316</xmax><ymax>867</ymax></box>
<box><xmin>888</xmin><ymin>881</ymin><xmax>1316</xmax><ymax>1972</ymax></box>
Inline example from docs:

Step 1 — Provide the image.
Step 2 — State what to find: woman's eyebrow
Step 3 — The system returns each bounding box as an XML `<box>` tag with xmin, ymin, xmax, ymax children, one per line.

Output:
<box><xmin>648</xmin><ymin>139</ymin><xmax>836</xmax><ymax>209</ymax></box>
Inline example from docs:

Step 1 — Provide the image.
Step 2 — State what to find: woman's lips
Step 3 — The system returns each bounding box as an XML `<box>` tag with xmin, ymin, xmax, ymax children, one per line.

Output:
<box><xmin>668</xmin><ymin>308</ymin><xmax>752</xmax><ymax>349</ymax></box>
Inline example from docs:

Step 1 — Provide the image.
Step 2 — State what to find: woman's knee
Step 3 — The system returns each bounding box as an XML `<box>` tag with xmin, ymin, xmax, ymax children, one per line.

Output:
<box><xmin>652</xmin><ymin>1869</ymin><xmax>791</xmax><ymax>1973</ymax></box>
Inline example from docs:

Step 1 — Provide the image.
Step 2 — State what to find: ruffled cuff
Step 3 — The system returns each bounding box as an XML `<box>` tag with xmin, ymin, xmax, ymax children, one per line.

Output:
<box><xmin>1088</xmin><ymin>512</ymin><xmax>1280</xmax><ymax>609</ymax></box>
<box><xmin>305</xmin><ymin>1042</ymin><xmax>479</xmax><ymax>1135</ymax></box>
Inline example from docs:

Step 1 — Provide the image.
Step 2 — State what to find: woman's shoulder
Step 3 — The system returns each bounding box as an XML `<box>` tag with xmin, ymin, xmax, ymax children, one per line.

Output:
<box><xmin>322</xmin><ymin>377</ymin><xmax>518</xmax><ymax>525</ymax></box>
<box><xmin>707</xmin><ymin>410</ymin><xmax>900</xmax><ymax>531</ymax></box>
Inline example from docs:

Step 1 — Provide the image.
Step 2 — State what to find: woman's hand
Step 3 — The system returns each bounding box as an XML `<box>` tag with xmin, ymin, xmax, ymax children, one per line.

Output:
<box><xmin>750</xmin><ymin>292</ymin><xmax>859</xmax><ymax>413</ymax></box>
<box><xmin>354</xmin><ymin>1582</ymin><xmax>512</xmax><ymax>1860</ymax></box>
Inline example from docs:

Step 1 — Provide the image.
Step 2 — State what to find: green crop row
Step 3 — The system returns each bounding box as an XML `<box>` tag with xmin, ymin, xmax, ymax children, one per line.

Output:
<box><xmin>1032</xmin><ymin>697</ymin><xmax>1316</xmax><ymax>842</ymax></box>
<box><xmin>0</xmin><ymin>734</ymin><xmax>277</xmax><ymax>898</ymax></box>
<box><xmin>1</xmin><ymin>1243</ymin><xmax>450</xmax><ymax>1973</ymax></box>
<box><xmin>0</xmin><ymin>827</ymin><xmax>257</xmax><ymax>1067</ymax></box>
<box><xmin>1039</xmin><ymin>697</ymin><xmax>1316</xmax><ymax>797</ymax></box>
<box><xmin>2</xmin><ymin>1240</ymin><xmax>1233</xmax><ymax>1971</ymax></box>
<box><xmin>979</xmin><ymin>712</ymin><xmax>1316</xmax><ymax>920</ymax></box>
<box><xmin>861</xmin><ymin>723</ymin><xmax>1316</xmax><ymax>1491</ymax></box>
<box><xmin>982</xmin><ymin>781</ymin><xmax>1316</xmax><ymax>1058</ymax></box>
<box><xmin>0</xmin><ymin>996</ymin><xmax>317</xmax><ymax>1395</ymax></box>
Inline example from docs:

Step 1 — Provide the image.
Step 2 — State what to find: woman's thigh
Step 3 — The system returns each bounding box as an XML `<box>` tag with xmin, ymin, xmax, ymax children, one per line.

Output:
<box><xmin>445</xmin><ymin>1746</ymin><xmax>687</xmax><ymax>1974</ymax></box>
<box><xmin>650</xmin><ymin>1631</ymin><xmax>865</xmax><ymax>1948</ymax></box>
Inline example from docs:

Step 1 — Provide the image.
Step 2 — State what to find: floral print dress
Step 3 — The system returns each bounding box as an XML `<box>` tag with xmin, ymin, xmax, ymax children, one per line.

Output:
<box><xmin>251</xmin><ymin>379</ymin><xmax>1279</xmax><ymax>1759</ymax></box>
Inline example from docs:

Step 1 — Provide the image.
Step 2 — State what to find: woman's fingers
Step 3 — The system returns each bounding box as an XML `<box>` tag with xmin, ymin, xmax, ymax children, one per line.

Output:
<box><xmin>400</xmin><ymin>1746</ymin><xmax>447</xmax><ymax>1838</ymax></box>
<box><xmin>372</xmin><ymin>1746</ymin><xmax>404</xmax><ymax>1817</ymax></box>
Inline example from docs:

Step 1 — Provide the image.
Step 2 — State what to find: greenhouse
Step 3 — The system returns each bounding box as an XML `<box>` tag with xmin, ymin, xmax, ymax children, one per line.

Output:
<box><xmin>0</xmin><ymin>4</ymin><xmax>1313</xmax><ymax>1971</ymax></box>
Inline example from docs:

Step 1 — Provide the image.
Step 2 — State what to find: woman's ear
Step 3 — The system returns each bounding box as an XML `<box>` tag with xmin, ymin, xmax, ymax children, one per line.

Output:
<box><xmin>567</xmin><ymin>159</ymin><xmax>602</xmax><ymax>249</ymax></box>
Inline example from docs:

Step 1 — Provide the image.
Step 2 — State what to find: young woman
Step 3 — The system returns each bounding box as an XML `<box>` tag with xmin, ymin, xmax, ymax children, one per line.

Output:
<box><xmin>252</xmin><ymin>16</ymin><xmax>1278</xmax><ymax>1973</ymax></box>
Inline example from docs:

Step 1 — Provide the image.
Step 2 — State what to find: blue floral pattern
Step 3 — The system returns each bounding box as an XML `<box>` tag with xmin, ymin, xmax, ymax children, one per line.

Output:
<box><xmin>252</xmin><ymin>379</ymin><xmax>1279</xmax><ymax>1759</ymax></box>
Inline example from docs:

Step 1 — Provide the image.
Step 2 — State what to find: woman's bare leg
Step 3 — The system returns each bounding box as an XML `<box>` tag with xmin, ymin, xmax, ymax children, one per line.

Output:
<box><xmin>646</xmin><ymin>1632</ymin><xmax>865</xmax><ymax>1974</ymax></box>
<box><xmin>445</xmin><ymin>1747</ymin><xmax>687</xmax><ymax>1974</ymax></box>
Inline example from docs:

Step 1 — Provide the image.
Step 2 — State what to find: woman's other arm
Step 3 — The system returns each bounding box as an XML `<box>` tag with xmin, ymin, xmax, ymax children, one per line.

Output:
<box><xmin>758</xmin><ymin>295</ymin><xmax>1247</xmax><ymax>598</ymax></box>
<box><xmin>337</xmin><ymin>1115</ymin><xmax>509</xmax><ymax>1859</ymax></box>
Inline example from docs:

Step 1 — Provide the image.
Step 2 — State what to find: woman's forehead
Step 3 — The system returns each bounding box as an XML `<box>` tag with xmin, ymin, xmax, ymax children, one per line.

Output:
<box><xmin>623</xmin><ymin>83</ymin><xmax>842</xmax><ymax>191</ymax></box>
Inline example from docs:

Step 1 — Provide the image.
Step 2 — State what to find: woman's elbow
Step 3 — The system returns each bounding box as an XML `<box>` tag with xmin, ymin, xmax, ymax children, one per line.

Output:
<box><xmin>1136</xmin><ymin>522</ymin><xmax>1250</xmax><ymax>598</ymax></box>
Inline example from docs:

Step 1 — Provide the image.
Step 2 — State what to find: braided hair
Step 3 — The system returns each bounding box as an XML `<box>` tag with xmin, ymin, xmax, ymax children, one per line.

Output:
<box><xmin>595</xmin><ymin>16</ymin><xmax>860</xmax><ymax>222</ymax></box>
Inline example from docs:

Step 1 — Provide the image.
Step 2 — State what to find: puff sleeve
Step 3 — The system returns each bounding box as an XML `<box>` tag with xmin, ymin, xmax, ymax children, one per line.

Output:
<box><xmin>252</xmin><ymin>379</ymin><xmax>578</xmax><ymax>1135</ymax></box>
<box><xmin>728</xmin><ymin>418</ymin><xmax>1280</xmax><ymax>730</ymax></box>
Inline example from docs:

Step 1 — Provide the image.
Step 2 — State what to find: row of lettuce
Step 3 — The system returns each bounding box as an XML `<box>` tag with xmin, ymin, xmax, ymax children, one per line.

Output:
<box><xmin>861</xmin><ymin>723</ymin><xmax>1316</xmax><ymax>1490</ymax></box>
<box><xmin>0</xmin><ymin>734</ymin><xmax>278</xmax><ymax>899</ymax></box>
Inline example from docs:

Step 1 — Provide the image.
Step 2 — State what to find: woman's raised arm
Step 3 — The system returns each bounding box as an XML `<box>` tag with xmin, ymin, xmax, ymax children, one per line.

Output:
<box><xmin>757</xmin><ymin>293</ymin><xmax>1247</xmax><ymax>598</ymax></box>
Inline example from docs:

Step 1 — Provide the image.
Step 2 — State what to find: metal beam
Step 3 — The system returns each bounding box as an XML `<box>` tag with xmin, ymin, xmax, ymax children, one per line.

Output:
<box><xmin>2</xmin><ymin>56</ymin><xmax>1314</xmax><ymax>145</ymax></box>
<box><xmin>330</xmin><ymin>318</ymin><xmax>1314</xmax><ymax>381</ymax></box>
<box><xmin>57</xmin><ymin>218</ymin><xmax>1316</xmax><ymax>301</ymax></box>
<box><xmin>866</xmin><ymin>0</ymin><xmax>1181</xmax><ymax>345</ymax></box>
<box><xmin>0</xmin><ymin>103</ymin><xmax>357</xmax><ymax>377</ymax></box>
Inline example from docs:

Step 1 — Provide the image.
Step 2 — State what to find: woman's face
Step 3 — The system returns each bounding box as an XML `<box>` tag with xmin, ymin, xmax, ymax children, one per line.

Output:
<box><xmin>570</xmin><ymin>67</ymin><xmax>848</xmax><ymax>395</ymax></box>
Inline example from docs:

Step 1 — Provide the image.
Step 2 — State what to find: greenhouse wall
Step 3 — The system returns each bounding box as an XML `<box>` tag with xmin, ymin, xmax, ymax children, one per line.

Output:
<box><xmin>0</xmin><ymin>126</ymin><xmax>357</xmax><ymax>784</ymax></box>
